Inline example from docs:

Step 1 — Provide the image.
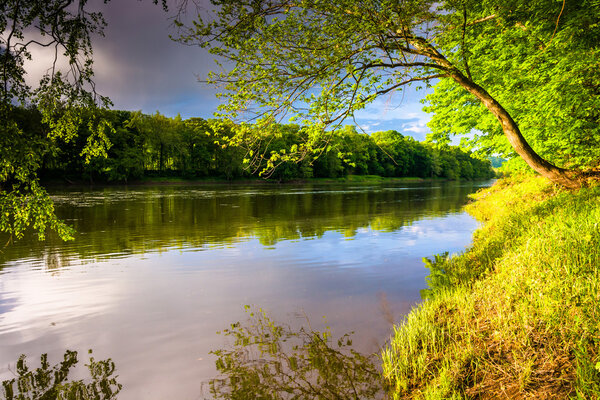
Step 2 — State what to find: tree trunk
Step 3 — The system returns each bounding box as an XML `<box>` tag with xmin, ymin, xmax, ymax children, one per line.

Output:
<box><xmin>449</xmin><ymin>70</ymin><xmax>580</xmax><ymax>189</ymax></box>
<box><xmin>408</xmin><ymin>37</ymin><xmax>580</xmax><ymax>188</ymax></box>
<box><xmin>159</xmin><ymin>142</ymin><xmax>164</xmax><ymax>172</ymax></box>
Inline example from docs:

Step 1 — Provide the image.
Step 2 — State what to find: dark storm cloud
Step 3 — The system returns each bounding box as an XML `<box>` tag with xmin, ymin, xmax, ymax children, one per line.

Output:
<box><xmin>91</xmin><ymin>0</ymin><xmax>218</xmax><ymax>118</ymax></box>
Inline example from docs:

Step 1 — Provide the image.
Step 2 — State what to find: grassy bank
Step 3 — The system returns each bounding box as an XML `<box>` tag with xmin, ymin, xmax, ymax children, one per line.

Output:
<box><xmin>382</xmin><ymin>176</ymin><xmax>600</xmax><ymax>399</ymax></box>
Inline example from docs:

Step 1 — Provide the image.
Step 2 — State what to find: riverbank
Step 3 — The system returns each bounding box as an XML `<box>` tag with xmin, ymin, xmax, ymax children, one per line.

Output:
<box><xmin>40</xmin><ymin>174</ymin><xmax>449</xmax><ymax>187</ymax></box>
<box><xmin>382</xmin><ymin>175</ymin><xmax>600</xmax><ymax>398</ymax></box>
<box><xmin>137</xmin><ymin>174</ymin><xmax>434</xmax><ymax>185</ymax></box>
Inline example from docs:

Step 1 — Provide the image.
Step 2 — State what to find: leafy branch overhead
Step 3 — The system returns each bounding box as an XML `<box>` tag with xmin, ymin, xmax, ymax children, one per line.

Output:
<box><xmin>178</xmin><ymin>0</ymin><xmax>600</xmax><ymax>188</ymax></box>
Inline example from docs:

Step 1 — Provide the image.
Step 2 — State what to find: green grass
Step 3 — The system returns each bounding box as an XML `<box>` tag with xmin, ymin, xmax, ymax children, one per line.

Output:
<box><xmin>382</xmin><ymin>175</ymin><xmax>600</xmax><ymax>399</ymax></box>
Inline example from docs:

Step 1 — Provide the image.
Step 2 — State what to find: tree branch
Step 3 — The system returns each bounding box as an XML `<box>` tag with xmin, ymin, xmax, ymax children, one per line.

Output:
<box><xmin>375</xmin><ymin>74</ymin><xmax>447</xmax><ymax>96</ymax></box>
<box><xmin>468</xmin><ymin>14</ymin><xmax>496</xmax><ymax>26</ymax></box>
<box><xmin>462</xmin><ymin>5</ymin><xmax>473</xmax><ymax>81</ymax></box>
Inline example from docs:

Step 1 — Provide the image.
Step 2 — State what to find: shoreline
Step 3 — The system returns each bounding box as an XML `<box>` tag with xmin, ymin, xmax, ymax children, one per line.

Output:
<box><xmin>40</xmin><ymin>175</ymin><xmax>458</xmax><ymax>188</ymax></box>
<box><xmin>382</xmin><ymin>175</ymin><xmax>600</xmax><ymax>398</ymax></box>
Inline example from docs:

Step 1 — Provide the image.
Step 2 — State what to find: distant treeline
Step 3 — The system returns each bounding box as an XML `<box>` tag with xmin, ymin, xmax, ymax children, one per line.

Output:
<box><xmin>13</xmin><ymin>108</ymin><xmax>494</xmax><ymax>182</ymax></box>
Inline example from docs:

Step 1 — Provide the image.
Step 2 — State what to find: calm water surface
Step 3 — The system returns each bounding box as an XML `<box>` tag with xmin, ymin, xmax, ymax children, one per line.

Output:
<box><xmin>0</xmin><ymin>180</ymin><xmax>491</xmax><ymax>398</ymax></box>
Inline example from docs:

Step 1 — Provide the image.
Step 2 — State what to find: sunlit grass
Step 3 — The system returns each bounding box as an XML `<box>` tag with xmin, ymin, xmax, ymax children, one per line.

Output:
<box><xmin>383</xmin><ymin>175</ymin><xmax>600</xmax><ymax>399</ymax></box>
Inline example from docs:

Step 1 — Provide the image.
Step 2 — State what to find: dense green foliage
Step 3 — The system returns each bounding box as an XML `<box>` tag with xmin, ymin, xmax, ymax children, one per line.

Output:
<box><xmin>4</xmin><ymin>0</ymin><xmax>598</xmax><ymax>238</ymax></box>
<box><xmin>0</xmin><ymin>0</ymin><xmax>113</xmax><ymax>241</ymax></box>
<box><xmin>426</xmin><ymin>0</ymin><xmax>600</xmax><ymax>170</ymax></box>
<box><xmin>382</xmin><ymin>176</ymin><xmax>600</xmax><ymax>398</ymax></box>
<box><xmin>33</xmin><ymin>109</ymin><xmax>493</xmax><ymax>183</ymax></box>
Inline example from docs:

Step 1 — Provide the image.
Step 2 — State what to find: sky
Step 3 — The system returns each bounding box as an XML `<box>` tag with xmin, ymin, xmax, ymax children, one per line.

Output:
<box><xmin>30</xmin><ymin>0</ymin><xmax>435</xmax><ymax>141</ymax></box>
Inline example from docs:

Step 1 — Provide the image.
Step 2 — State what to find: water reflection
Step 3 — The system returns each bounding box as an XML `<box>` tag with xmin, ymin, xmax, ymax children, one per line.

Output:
<box><xmin>1</xmin><ymin>350</ymin><xmax>120</xmax><ymax>400</ymax></box>
<box><xmin>2</xmin><ymin>307</ymin><xmax>388</xmax><ymax>400</ymax></box>
<box><xmin>0</xmin><ymin>181</ymin><xmax>491</xmax><ymax>399</ymax></box>
<box><xmin>206</xmin><ymin>307</ymin><xmax>389</xmax><ymax>399</ymax></box>
<box><xmin>0</xmin><ymin>181</ymin><xmax>489</xmax><ymax>266</ymax></box>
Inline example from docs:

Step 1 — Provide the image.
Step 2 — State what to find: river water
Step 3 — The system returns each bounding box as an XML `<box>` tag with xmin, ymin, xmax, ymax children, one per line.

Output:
<box><xmin>0</xmin><ymin>180</ymin><xmax>491</xmax><ymax>399</ymax></box>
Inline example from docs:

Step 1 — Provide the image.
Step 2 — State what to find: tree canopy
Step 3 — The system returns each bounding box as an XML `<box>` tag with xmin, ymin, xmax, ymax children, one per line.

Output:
<box><xmin>178</xmin><ymin>0</ymin><xmax>600</xmax><ymax>188</ymax></box>
<box><xmin>4</xmin><ymin>0</ymin><xmax>598</xmax><ymax>240</ymax></box>
<box><xmin>0</xmin><ymin>0</ymin><xmax>165</xmax><ymax>241</ymax></box>
<box><xmin>426</xmin><ymin>0</ymin><xmax>600</xmax><ymax>171</ymax></box>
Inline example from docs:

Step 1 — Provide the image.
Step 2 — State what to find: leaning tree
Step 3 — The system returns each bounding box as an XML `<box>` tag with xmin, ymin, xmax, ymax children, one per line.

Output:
<box><xmin>177</xmin><ymin>0</ymin><xmax>600</xmax><ymax>189</ymax></box>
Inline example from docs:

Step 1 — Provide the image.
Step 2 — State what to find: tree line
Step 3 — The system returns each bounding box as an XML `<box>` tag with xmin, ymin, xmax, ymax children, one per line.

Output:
<box><xmin>22</xmin><ymin>108</ymin><xmax>494</xmax><ymax>183</ymax></box>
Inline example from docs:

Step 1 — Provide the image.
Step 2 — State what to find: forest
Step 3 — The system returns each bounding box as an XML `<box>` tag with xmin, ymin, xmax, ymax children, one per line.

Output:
<box><xmin>12</xmin><ymin>107</ymin><xmax>494</xmax><ymax>183</ymax></box>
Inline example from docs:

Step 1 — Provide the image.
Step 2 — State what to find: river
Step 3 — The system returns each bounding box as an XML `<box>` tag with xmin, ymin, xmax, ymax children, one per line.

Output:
<box><xmin>0</xmin><ymin>180</ymin><xmax>491</xmax><ymax>399</ymax></box>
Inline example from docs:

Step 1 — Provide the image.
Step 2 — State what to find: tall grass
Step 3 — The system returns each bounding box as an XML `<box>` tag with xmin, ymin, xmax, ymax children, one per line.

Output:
<box><xmin>382</xmin><ymin>176</ymin><xmax>600</xmax><ymax>399</ymax></box>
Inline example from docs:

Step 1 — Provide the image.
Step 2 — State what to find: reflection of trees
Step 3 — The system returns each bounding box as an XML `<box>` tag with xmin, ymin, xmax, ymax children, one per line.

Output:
<box><xmin>0</xmin><ymin>182</ymin><xmax>486</xmax><ymax>264</ymax></box>
<box><xmin>206</xmin><ymin>307</ymin><xmax>389</xmax><ymax>399</ymax></box>
<box><xmin>1</xmin><ymin>350</ymin><xmax>120</xmax><ymax>400</ymax></box>
<box><xmin>43</xmin><ymin>250</ymin><xmax>72</xmax><ymax>273</ymax></box>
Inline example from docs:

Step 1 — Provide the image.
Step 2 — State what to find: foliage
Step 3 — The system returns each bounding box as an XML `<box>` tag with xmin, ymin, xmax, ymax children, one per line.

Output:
<box><xmin>426</xmin><ymin>0</ymin><xmax>600</xmax><ymax>170</ymax></box>
<box><xmin>177</xmin><ymin>0</ymin><xmax>599</xmax><ymax>187</ymax></box>
<box><xmin>206</xmin><ymin>306</ymin><xmax>389</xmax><ymax>399</ymax></box>
<box><xmin>488</xmin><ymin>156</ymin><xmax>506</xmax><ymax>169</ymax></box>
<box><xmin>382</xmin><ymin>176</ymin><xmax>600</xmax><ymax>398</ymax></box>
<box><xmin>0</xmin><ymin>178</ymin><xmax>74</xmax><ymax>242</ymax></box>
<box><xmin>38</xmin><ymin>109</ymin><xmax>493</xmax><ymax>183</ymax></box>
<box><xmin>1</xmin><ymin>350</ymin><xmax>121</xmax><ymax>400</ymax></box>
<box><xmin>0</xmin><ymin>0</ymin><xmax>166</xmax><ymax>240</ymax></box>
<box><xmin>0</xmin><ymin>1</ymin><xmax>115</xmax><ymax>240</ymax></box>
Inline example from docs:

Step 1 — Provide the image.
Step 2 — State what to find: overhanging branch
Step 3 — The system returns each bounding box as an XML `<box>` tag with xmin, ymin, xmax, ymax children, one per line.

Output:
<box><xmin>375</xmin><ymin>74</ymin><xmax>447</xmax><ymax>96</ymax></box>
